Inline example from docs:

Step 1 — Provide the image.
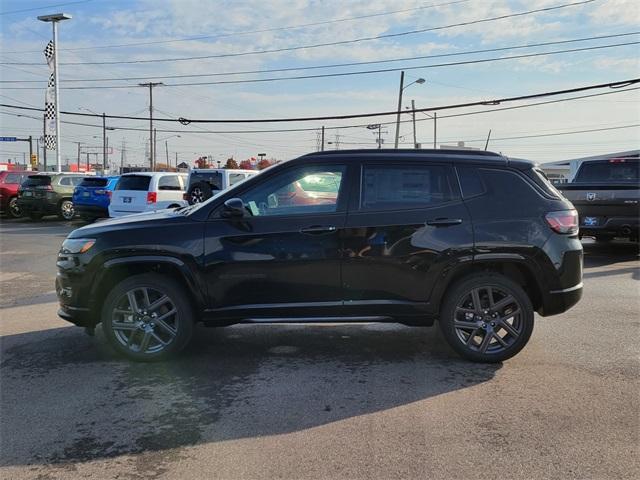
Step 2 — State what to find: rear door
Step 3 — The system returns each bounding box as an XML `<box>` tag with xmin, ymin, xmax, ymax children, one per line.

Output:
<box><xmin>341</xmin><ymin>161</ymin><xmax>473</xmax><ymax>317</ymax></box>
<box><xmin>111</xmin><ymin>175</ymin><xmax>151</xmax><ymax>213</ymax></box>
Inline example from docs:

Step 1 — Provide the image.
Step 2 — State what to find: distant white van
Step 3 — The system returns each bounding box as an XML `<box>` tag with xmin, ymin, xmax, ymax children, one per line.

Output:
<box><xmin>109</xmin><ymin>172</ymin><xmax>188</xmax><ymax>218</ymax></box>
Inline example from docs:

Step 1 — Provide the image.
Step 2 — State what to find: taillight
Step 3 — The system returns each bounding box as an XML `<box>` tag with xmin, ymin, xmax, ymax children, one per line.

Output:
<box><xmin>36</xmin><ymin>185</ymin><xmax>53</xmax><ymax>191</ymax></box>
<box><xmin>107</xmin><ymin>190</ymin><xmax>112</xmax><ymax>198</ymax></box>
<box><xmin>183</xmin><ymin>193</ymin><xmax>188</xmax><ymax>200</ymax></box>
<box><xmin>146</xmin><ymin>191</ymin><xmax>157</xmax><ymax>204</ymax></box>
<box><xmin>95</xmin><ymin>189</ymin><xmax>106</xmax><ymax>195</ymax></box>
<box><xmin>545</xmin><ymin>210</ymin><xmax>578</xmax><ymax>235</ymax></box>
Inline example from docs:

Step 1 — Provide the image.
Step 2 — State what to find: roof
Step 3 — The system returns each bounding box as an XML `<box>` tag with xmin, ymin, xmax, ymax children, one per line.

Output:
<box><xmin>307</xmin><ymin>148</ymin><xmax>502</xmax><ymax>158</ymax></box>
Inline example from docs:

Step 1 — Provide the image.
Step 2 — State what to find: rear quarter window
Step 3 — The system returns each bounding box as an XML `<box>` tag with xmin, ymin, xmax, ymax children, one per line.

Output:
<box><xmin>116</xmin><ymin>175</ymin><xmax>151</xmax><ymax>191</ymax></box>
<box><xmin>473</xmin><ymin>169</ymin><xmax>544</xmax><ymax>216</ymax></box>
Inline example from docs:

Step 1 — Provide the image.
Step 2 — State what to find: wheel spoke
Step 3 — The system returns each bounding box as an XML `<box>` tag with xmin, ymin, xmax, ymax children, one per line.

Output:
<box><xmin>471</xmin><ymin>288</ymin><xmax>483</xmax><ymax>313</ymax></box>
<box><xmin>466</xmin><ymin>329</ymin><xmax>480</xmax><ymax>345</ymax></box>
<box><xmin>142</xmin><ymin>288</ymin><xmax>151</xmax><ymax>309</ymax></box>
<box><xmin>493</xmin><ymin>295</ymin><xmax>516</xmax><ymax>312</ymax></box>
<box><xmin>112</xmin><ymin>321</ymin><xmax>137</xmax><ymax>331</ymax></box>
<box><xmin>127</xmin><ymin>329</ymin><xmax>138</xmax><ymax>347</ymax></box>
<box><xmin>487</xmin><ymin>287</ymin><xmax>495</xmax><ymax>308</ymax></box>
<box><xmin>154</xmin><ymin>317</ymin><xmax>177</xmax><ymax>337</ymax></box>
<box><xmin>151</xmin><ymin>331</ymin><xmax>168</xmax><ymax>346</ymax></box>
<box><xmin>454</xmin><ymin>320</ymin><xmax>479</xmax><ymax>330</ymax></box>
<box><xmin>139</xmin><ymin>331</ymin><xmax>151</xmax><ymax>352</ymax></box>
<box><xmin>127</xmin><ymin>291</ymin><xmax>140</xmax><ymax>314</ymax></box>
<box><xmin>478</xmin><ymin>331</ymin><xmax>492</xmax><ymax>353</ymax></box>
<box><xmin>498</xmin><ymin>318</ymin><xmax>520</xmax><ymax>337</ymax></box>
<box><xmin>147</xmin><ymin>295</ymin><xmax>169</xmax><ymax>313</ymax></box>
<box><xmin>494</xmin><ymin>333</ymin><xmax>509</xmax><ymax>347</ymax></box>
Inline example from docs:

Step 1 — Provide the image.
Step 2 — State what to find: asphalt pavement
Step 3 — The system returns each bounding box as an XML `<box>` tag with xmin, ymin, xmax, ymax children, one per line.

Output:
<box><xmin>1</xmin><ymin>217</ymin><xmax>638</xmax><ymax>480</ymax></box>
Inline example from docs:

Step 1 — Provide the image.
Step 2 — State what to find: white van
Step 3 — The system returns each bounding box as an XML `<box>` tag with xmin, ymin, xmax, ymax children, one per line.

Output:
<box><xmin>109</xmin><ymin>172</ymin><xmax>188</xmax><ymax>218</ymax></box>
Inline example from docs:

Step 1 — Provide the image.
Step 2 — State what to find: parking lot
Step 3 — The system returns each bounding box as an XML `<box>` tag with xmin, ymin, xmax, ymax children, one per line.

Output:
<box><xmin>0</xmin><ymin>217</ymin><xmax>638</xmax><ymax>480</ymax></box>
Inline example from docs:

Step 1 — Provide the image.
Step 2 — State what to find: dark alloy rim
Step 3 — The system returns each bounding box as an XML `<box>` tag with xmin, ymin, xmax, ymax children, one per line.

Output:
<box><xmin>453</xmin><ymin>285</ymin><xmax>523</xmax><ymax>355</ymax></box>
<box><xmin>111</xmin><ymin>287</ymin><xmax>179</xmax><ymax>354</ymax></box>
<box><xmin>191</xmin><ymin>187</ymin><xmax>204</xmax><ymax>203</ymax></box>
<box><xmin>61</xmin><ymin>201</ymin><xmax>74</xmax><ymax>220</ymax></box>
<box><xmin>9</xmin><ymin>198</ymin><xmax>21</xmax><ymax>217</ymax></box>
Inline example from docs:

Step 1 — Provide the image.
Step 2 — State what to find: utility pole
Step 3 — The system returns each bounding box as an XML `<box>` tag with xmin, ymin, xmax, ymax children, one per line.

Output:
<box><xmin>86</xmin><ymin>152</ymin><xmax>89</xmax><ymax>171</ymax></box>
<box><xmin>28</xmin><ymin>135</ymin><xmax>33</xmax><ymax>166</ymax></box>
<box><xmin>394</xmin><ymin>71</ymin><xmax>405</xmax><ymax>148</ymax></box>
<box><xmin>321</xmin><ymin>126</ymin><xmax>325</xmax><ymax>151</ymax></box>
<box><xmin>76</xmin><ymin>142</ymin><xmax>81</xmax><ymax>171</ymax></box>
<box><xmin>411</xmin><ymin>99</ymin><xmax>417</xmax><ymax>148</ymax></box>
<box><xmin>43</xmin><ymin>114</ymin><xmax>47</xmax><ymax>171</ymax></box>
<box><xmin>153</xmin><ymin>128</ymin><xmax>157</xmax><ymax>171</ymax></box>
<box><xmin>165</xmin><ymin>139</ymin><xmax>169</xmax><ymax>167</ymax></box>
<box><xmin>105</xmin><ymin>136</ymin><xmax>109</xmax><ymax>172</ymax></box>
<box><xmin>484</xmin><ymin>129</ymin><xmax>492</xmax><ymax>151</ymax></box>
<box><xmin>138</xmin><ymin>82</ymin><xmax>163</xmax><ymax>171</ymax></box>
<box><xmin>102</xmin><ymin>112</ymin><xmax>106</xmax><ymax>169</ymax></box>
<box><xmin>433</xmin><ymin>112</ymin><xmax>437</xmax><ymax>149</ymax></box>
<box><xmin>175</xmin><ymin>151</ymin><xmax>178</xmax><ymax>169</ymax></box>
<box><xmin>120</xmin><ymin>139</ymin><xmax>125</xmax><ymax>173</ymax></box>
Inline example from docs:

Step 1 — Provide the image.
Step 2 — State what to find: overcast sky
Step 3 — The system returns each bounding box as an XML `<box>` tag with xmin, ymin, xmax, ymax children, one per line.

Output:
<box><xmin>0</xmin><ymin>0</ymin><xmax>638</xmax><ymax>167</ymax></box>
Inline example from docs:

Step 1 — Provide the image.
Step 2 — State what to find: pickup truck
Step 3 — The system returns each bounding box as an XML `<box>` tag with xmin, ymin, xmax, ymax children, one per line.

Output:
<box><xmin>557</xmin><ymin>154</ymin><xmax>639</xmax><ymax>241</ymax></box>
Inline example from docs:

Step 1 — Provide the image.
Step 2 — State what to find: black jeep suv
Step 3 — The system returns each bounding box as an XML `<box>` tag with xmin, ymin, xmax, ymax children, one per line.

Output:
<box><xmin>56</xmin><ymin>149</ymin><xmax>583</xmax><ymax>362</ymax></box>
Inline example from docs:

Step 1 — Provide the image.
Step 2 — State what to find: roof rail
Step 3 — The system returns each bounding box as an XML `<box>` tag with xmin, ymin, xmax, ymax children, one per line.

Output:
<box><xmin>305</xmin><ymin>148</ymin><xmax>502</xmax><ymax>157</ymax></box>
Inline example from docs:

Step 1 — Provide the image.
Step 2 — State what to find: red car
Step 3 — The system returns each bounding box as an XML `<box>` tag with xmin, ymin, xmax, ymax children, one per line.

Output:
<box><xmin>0</xmin><ymin>170</ymin><xmax>31</xmax><ymax>218</ymax></box>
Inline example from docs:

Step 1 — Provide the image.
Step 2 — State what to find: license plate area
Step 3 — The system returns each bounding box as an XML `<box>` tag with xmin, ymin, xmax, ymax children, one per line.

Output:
<box><xmin>123</xmin><ymin>197</ymin><xmax>132</xmax><ymax>203</ymax></box>
<box><xmin>583</xmin><ymin>216</ymin><xmax>600</xmax><ymax>226</ymax></box>
<box><xmin>82</xmin><ymin>192</ymin><xmax>90</xmax><ymax>197</ymax></box>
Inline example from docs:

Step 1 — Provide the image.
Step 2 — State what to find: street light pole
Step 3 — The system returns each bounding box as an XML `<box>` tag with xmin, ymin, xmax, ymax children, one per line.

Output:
<box><xmin>411</xmin><ymin>99</ymin><xmax>417</xmax><ymax>148</ymax></box>
<box><xmin>102</xmin><ymin>112</ymin><xmax>106</xmax><ymax>169</ymax></box>
<box><xmin>394</xmin><ymin>71</ymin><xmax>405</xmax><ymax>149</ymax></box>
<box><xmin>38</xmin><ymin>13</ymin><xmax>72</xmax><ymax>172</ymax></box>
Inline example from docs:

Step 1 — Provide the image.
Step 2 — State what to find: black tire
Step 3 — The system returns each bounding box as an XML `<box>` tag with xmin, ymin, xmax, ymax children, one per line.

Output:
<box><xmin>187</xmin><ymin>182</ymin><xmax>212</xmax><ymax>205</ymax></box>
<box><xmin>8</xmin><ymin>197</ymin><xmax>22</xmax><ymax>218</ymax></box>
<box><xmin>58</xmin><ymin>199</ymin><xmax>75</xmax><ymax>220</ymax></box>
<box><xmin>439</xmin><ymin>273</ymin><xmax>534</xmax><ymax>363</ymax></box>
<box><xmin>101</xmin><ymin>273</ymin><xmax>194</xmax><ymax>362</ymax></box>
<box><xmin>29</xmin><ymin>212</ymin><xmax>43</xmax><ymax>221</ymax></box>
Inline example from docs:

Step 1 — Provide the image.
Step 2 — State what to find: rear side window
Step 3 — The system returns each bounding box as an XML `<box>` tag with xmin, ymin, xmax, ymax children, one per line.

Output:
<box><xmin>116</xmin><ymin>175</ymin><xmax>151</xmax><ymax>191</ymax></box>
<box><xmin>475</xmin><ymin>169</ymin><xmax>542</xmax><ymax>215</ymax></box>
<box><xmin>574</xmin><ymin>159</ymin><xmax>639</xmax><ymax>183</ymax></box>
<box><xmin>158</xmin><ymin>175</ymin><xmax>182</xmax><ymax>190</ymax></box>
<box><xmin>229</xmin><ymin>173</ymin><xmax>246</xmax><ymax>186</ymax></box>
<box><xmin>456</xmin><ymin>166</ymin><xmax>486</xmax><ymax>198</ymax></box>
<box><xmin>361</xmin><ymin>164</ymin><xmax>457</xmax><ymax>211</ymax></box>
<box><xmin>23</xmin><ymin>175</ymin><xmax>51</xmax><ymax>187</ymax></box>
<box><xmin>4</xmin><ymin>173</ymin><xmax>22</xmax><ymax>184</ymax></box>
<box><xmin>79</xmin><ymin>177</ymin><xmax>108</xmax><ymax>187</ymax></box>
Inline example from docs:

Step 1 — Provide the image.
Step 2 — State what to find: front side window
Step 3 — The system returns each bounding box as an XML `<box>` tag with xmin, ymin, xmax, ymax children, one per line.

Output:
<box><xmin>361</xmin><ymin>164</ymin><xmax>457</xmax><ymax>211</ymax></box>
<box><xmin>158</xmin><ymin>175</ymin><xmax>182</xmax><ymax>190</ymax></box>
<box><xmin>238</xmin><ymin>165</ymin><xmax>345</xmax><ymax>217</ymax></box>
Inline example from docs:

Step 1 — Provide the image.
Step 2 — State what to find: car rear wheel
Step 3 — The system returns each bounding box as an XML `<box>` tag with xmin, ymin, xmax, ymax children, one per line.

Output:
<box><xmin>101</xmin><ymin>274</ymin><xmax>194</xmax><ymax>362</ymax></box>
<box><xmin>8</xmin><ymin>197</ymin><xmax>22</xmax><ymax>218</ymax></box>
<box><xmin>58</xmin><ymin>200</ymin><xmax>75</xmax><ymax>220</ymax></box>
<box><xmin>439</xmin><ymin>273</ymin><xmax>534</xmax><ymax>363</ymax></box>
<box><xmin>187</xmin><ymin>182</ymin><xmax>212</xmax><ymax>205</ymax></box>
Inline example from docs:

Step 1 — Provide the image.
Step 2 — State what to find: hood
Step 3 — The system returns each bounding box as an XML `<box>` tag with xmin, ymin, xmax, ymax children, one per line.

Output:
<box><xmin>68</xmin><ymin>208</ymin><xmax>188</xmax><ymax>238</ymax></box>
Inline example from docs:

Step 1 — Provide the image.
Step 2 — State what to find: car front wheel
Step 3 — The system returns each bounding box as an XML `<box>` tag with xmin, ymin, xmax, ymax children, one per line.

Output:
<box><xmin>8</xmin><ymin>197</ymin><xmax>22</xmax><ymax>218</ymax></box>
<box><xmin>58</xmin><ymin>200</ymin><xmax>75</xmax><ymax>220</ymax></box>
<box><xmin>101</xmin><ymin>274</ymin><xmax>194</xmax><ymax>361</ymax></box>
<box><xmin>439</xmin><ymin>273</ymin><xmax>534</xmax><ymax>363</ymax></box>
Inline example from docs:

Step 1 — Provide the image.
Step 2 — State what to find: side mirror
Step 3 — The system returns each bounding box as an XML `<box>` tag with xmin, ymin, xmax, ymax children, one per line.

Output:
<box><xmin>221</xmin><ymin>198</ymin><xmax>245</xmax><ymax>218</ymax></box>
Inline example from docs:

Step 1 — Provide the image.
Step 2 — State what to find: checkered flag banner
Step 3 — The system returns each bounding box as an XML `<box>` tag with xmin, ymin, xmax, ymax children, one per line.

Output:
<box><xmin>44</xmin><ymin>42</ymin><xmax>56</xmax><ymax>150</ymax></box>
<box><xmin>44</xmin><ymin>40</ymin><xmax>55</xmax><ymax>68</ymax></box>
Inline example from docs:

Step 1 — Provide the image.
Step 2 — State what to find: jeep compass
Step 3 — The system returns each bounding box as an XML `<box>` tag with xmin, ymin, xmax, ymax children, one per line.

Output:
<box><xmin>56</xmin><ymin>149</ymin><xmax>583</xmax><ymax>362</ymax></box>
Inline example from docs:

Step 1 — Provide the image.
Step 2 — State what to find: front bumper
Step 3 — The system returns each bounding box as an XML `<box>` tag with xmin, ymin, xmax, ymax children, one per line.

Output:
<box><xmin>56</xmin><ymin>266</ymin><xmax>97</xmax><ymax>327</ymax></box>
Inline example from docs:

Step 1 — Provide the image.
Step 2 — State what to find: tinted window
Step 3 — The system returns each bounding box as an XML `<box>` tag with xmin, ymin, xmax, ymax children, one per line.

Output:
<box><xmin>476</xmin><ymin>169</ymin><xmax>541</xmax><ymax>214</ymax></box>
<box><xmin>190</xmin><ymin>171</ymin><xmax>222</xmax><ymax>190</ymax></box>
<box><xmin>239</xmin><ymin>165</ymin><xmax>345</xmax><ymax>217</ymax></box>
<box><xmin>116</xmin><ymin>175</ymin><xmax>151</xmax><ymax>191</ymax></box>
<box><xmin>574</xmin><ymin>159</ymin><xmax>639</xmax><ymax>183</ymax></box>
<box><xmin>79</xmin><ymin>177</ymin><xmax>108</xmax><ymax>187</ymax></box>
<box><xmin>158</xmin><ymin>175</ymin><xmax>182</xmax><ymax>190</ymax></box>
<box><xmin>527</xmin><ymin>167</ymin><xmax>562</xmax><ymax>199</ymax></box>
<box><xmin>362</xmin><ymin>165</ymin><xmax>456</xmax><ymax>211</ymax></box>
<box><xmin>456</xmin><ymin>166</ymin><xmax>486</xmax><ymax>198</ymax></box>
<box><xmin>59</xmin><ymin>177</ymin><xmax>73</xmax><ymax>186</ymax></box>
<box><xmin>23</xmin><ymin>175</ymin><xmax>51</xmax><ymax>187</ymax></box>
<box><xmin>229</xmin><ymin>173</ymin><xmax>246</xmax><ymax>186</ymax></box>
<box><xmin>4</xmin><ymin>173</ymin><xmax>23</xmax><ymax>184</ymax></box>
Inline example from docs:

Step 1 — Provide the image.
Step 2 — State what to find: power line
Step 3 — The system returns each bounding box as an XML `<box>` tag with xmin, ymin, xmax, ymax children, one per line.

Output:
<box><xmin>1</xmin><ymin>0</ymin><xmax>471</xmax><ymax>53</ymax></box>
<box><xmin>3</xmin><ymin>41</ymin><xmax>637</xmax><ymax>91</ymax></box>
<box><xmin>2</xmin><ymin>32</ymin><xmax>636</xmax><ymax>84</ymax></box>
<box><xmin>0</xmin><ymin>0</ymin><xmax>94</xmax><ymax>16</ymax></box>
<box><xmin>2</xmin><ymin>78</ymin><xmax>638</xmax><ymax>125</ymax></box>
<box><xmin>1</xmin><ymin>0</ymin><xmax>597</xmax><ymax>66</ymax></box>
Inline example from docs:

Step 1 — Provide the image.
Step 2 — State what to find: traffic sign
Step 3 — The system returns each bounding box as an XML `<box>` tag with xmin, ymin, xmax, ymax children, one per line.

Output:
<box><xmin>0</xmin><ymin>137</ymin><xmax>17</xmax><ymax>142</ymax></box>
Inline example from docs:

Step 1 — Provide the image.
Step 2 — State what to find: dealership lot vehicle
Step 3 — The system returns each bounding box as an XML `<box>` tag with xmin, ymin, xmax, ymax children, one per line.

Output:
<box><xmin>108</xmin><ymin>172</ymin><xmax>187</xmax><ymax>218</ymax></box>
<box><xmin>72</xmin><ymin>176</ymin><xmax>119</xmax><ymax>222</ymax></box>
<box><xmin>184</xmin><ymin>168</ymin><xmax>259</xmax><ymax>205</ymax></box>
<box><xmin>57</xmin><ymin>149</ymin><xmax>583</xmax><ymax>362</ymax></box>
<box><xmin>17</xmin><ymin>173</ymin><xmax>84</xmax><ymax>220</ymax></box>
<box><xmin>0</xmin><ymin>170</ymin><xmax>30</xmax><ymax>218</ymax></box>
<box><xmin>558</xmin><ymin>154</ymin><xmax>639</xmax><ymax>241</ymax></box>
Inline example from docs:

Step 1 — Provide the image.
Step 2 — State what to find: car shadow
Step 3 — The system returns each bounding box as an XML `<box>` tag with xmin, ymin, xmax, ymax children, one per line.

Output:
<box><xmin>0</xmin><ymin>323</ymin><xmax>501</xmax><ymax>468</ymax></box>
<box><xmin>582</xmin><ymin>239</ymin><xmax>639</xmax><ymax>269</ymax></box>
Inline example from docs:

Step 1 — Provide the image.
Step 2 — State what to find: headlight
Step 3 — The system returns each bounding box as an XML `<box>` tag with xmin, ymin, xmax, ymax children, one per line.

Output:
<box><xmin>61</xmin><ymin>238</ymin><xmax>96</xmax><ymax>254</ymax></box>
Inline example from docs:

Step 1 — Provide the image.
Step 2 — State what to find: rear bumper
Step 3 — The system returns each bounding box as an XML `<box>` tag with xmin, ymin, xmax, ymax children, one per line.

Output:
<box><xmin>16</xmin><ymin>197</ymin><xmax>57</xmax><ymax>215</ymax></box>
<box><xmin>579</xmin><ymin>216</ymin><xmax>639</xmax><ymax>238</ymax></box>
<box><xmin>75</xmin><ymin>204</ymin><xmax>109</xmax><ymax>218</ymax></box>
<box><xmin>539</xmin><ymin>282</ymin><xmax>583</xmax><ymax>316</ymax></box>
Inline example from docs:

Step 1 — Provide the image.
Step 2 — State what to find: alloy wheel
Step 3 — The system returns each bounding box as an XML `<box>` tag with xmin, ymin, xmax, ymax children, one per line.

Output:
<box><xmin>111</xmin><ymin>287</ymin><xmax>179</xmax><ymax>354</ymax></box>
<box><xmin>9</xmin><ymin>197</ymin><xmax>21</xmax><ymax>218</ymax></box>
<box><xmin>453</xmin><ymin>286</ymin><xmax>523</xmax><ymax>355</ymax></box>
<box><xmin>191</xmin><ymin>187</ymin><xmax>204</xmax><ymax>203</ymax></box>
<box><xmin>61</xmin><ymin>201</ymin><xmax>74</xmax><ymax>220</ymax></box>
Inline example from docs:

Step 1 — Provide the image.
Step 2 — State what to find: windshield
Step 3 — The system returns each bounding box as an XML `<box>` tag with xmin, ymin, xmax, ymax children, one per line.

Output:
<box><xmin>574</xmin><ymin>159</ymin><xmax>639</xmax><ymax>183</ymax></box>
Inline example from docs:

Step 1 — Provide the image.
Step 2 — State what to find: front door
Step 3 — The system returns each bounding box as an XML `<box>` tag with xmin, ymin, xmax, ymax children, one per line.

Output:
<box><xmin>341</xmin><ymin>162</ymin><xmax>473</xmax><ymax>317</ymax></box>
<box><xmin>203</xmin><ymin>163</ymin><xmax>350</xmax><ymax>319</ymax></box>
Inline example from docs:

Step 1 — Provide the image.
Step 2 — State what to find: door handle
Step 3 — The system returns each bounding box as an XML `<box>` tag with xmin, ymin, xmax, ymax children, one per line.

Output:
<box><xmin>300</xmin><ymin>225</ymin><xmax>337</xmax><ymax>235</ymax></box>
<box><xmin>426</xmin><ymin>218</ymin><xmax>463</xmax><ymax>227</ymax></box>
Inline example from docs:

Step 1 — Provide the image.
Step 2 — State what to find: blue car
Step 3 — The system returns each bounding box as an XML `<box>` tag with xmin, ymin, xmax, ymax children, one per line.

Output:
<box><xmin>72</xmin><ymin>176</ymin><xmax>119</xmax><ymax>222</ymax></box>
